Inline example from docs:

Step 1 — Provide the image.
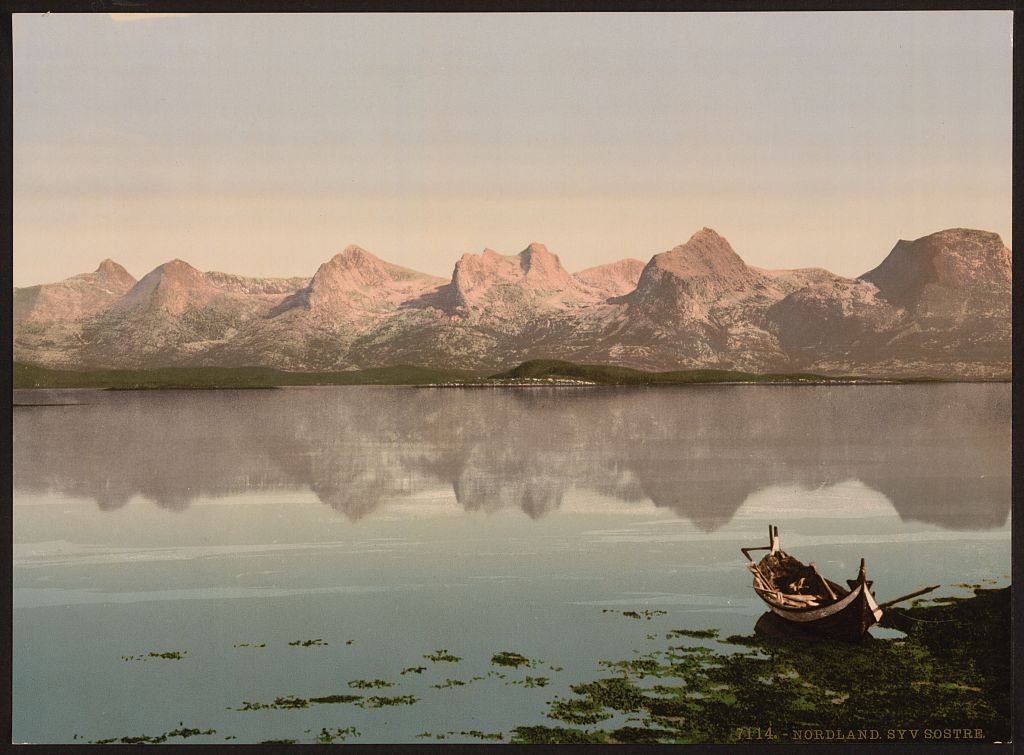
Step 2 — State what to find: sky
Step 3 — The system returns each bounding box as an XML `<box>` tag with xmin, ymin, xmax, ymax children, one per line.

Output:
<box><xmin>12</xmin><ymin>11</ymin><xmax>1012</xmax><ymax>287</ymax></box>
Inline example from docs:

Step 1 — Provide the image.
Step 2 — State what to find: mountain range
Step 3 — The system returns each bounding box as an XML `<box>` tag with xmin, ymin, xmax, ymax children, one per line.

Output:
<box><xmin>13</xmin><ymin>227</ymin><xmax>1011</xmax><ymax>378</ymax></box>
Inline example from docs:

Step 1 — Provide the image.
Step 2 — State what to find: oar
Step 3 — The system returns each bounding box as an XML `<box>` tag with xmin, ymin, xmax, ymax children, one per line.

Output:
<box><xmin>878</xmin><ymin>585</ymin><xmax>941</xmax><ymax>609</ymax></box>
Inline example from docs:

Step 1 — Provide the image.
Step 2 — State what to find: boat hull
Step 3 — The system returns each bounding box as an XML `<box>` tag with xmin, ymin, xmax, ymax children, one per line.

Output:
<box><xmin>763</xmin><ymin>582</ymin><xmax>883</xmax><ymax>642</ymax></box>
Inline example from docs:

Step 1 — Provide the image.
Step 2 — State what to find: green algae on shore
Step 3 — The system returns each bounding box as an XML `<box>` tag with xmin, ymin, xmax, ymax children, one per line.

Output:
<box><xmin>513</xmin><ymin>587</ymin><xmax>1010</xmax><ymax>744</ymax></box>
<box><xmin>101</xmin><ymin>587</ymin><xmax>1008</xmax><ymax>745</ymax></box>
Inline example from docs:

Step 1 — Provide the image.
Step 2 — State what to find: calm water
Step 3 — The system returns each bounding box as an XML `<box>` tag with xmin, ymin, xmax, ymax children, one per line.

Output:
<box><xmin>13</xmin><ymin>384</ymin><xmax>1011</xmax><ymax>744</ymax></box>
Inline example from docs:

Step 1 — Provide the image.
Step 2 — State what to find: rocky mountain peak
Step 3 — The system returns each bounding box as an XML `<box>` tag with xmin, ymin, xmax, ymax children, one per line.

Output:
<box><xmin>310</xmin><ymin>246</ymin><xmax>392</xmax><ymax>292</ymax></box>
<box><xmin>332</xmin><ymin>244</ymin><xmax>379</xmax><ymax>265</ymax></box>
<box><xmin>647</xmin><ymin>228</ymin><xmax>751</xmax><ymax>279</ymax></box>
<box><xmin>154</xmin><ymin>258</ymin><xmax>203</xmax><ymax>281</ymax></box>
<box><xmin>94</xmin><ymin>259</ymin><xmax>136</xmax><ymax>286</ymax></box>
<box><xmin>860</xmin><ymin>228</ymin><xmax>1010</xmax><ymax>308</ymax></box>
<box><xmin>281</xmin><ymin>246</ymin><xmax>443</xmax><ymax>319</ymax></box>
<box><xmin>518</xmin><ymin>243</ymin><xmax>575</xmax><ymax>288</ymax></box>
<box><xmin>520</xmin><ymin>241</ymin><xmax>551</xmax><ymax>258</ymax></box>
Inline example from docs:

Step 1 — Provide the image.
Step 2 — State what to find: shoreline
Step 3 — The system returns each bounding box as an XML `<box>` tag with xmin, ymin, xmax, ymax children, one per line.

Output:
<box><xmin>13</xmin><ymin>378</ymin><xmax>1011</xmax><ymax>391</ymax></box>
<box><xmin>13</xmin><ymin>359</ymin><xmax>1010</xmax><ymax>390</ymax></box>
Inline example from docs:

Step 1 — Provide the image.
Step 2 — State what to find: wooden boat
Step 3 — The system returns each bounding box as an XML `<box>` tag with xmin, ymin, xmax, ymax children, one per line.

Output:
<box><xmin>742</xmin><ymin>525</ymin><xmax>938</xmax><ymax>642</ymax></box>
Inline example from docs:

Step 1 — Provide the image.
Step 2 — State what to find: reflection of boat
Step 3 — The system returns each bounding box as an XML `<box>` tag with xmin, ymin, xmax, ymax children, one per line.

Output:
<box><xmin>741</xmin><ymin>525</ymin><xmax>938</xmax><ymax>642</ymax></box>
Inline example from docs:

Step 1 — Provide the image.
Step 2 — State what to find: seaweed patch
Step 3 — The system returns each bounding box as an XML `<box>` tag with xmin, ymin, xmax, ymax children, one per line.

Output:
<box><xmin>232</xmin><ymin>693</ymin><xmax>362</xmax><ymax>711</ymax></box>
<box><xmin>315</xmin><ymin>726</ymin><xmax>360</xmax><ymax>743</ymax></box>
<box><xmin>347</xmin><ymin>679</ymin><xmax>394</xmax><ymax>689</ymax></box>
<box><xmin>423</xmin><ymin>649</ymin><xmax>461</xmax><ymax>662</ymax></box>
<box><xmin>122</xmin><ymin>650</ymin><xmax>187</xmax><ymax>661</ymax></box>
<box><xmin>357</xmin><ymin>694</ymin><xmax>419</xmax><ymax>708</ymax></box>
<box><xmin>93</xmin><ymin>726</ymin><xmax>215</xmax><ymax>744</ymax></box>
<box><xmin>490</xmin><ymin>651</ymin><xmax>532</xmax><ymax>668</ymax></box>
<box><xmin>603</xmin><ymin>609</ymin><xmax>668</xmax><ymax>620</ymax></box>
<box><xmin>522</xmin><ymin>588</ymin><xmax>1010</xmax><ymax>744</ymax></box>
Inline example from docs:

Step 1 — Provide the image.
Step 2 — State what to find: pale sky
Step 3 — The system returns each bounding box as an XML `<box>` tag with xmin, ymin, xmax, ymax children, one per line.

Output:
<box><xmin>13</xmin><ymin>11</ymin><xmax>1012</xmax><ymax>287</ymax></box>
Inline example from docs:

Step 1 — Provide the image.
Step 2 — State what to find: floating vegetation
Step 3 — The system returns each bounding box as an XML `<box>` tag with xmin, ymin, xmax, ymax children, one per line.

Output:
<box><xmin>93</xmin><ymin>726</ymin><xmax>215</xmax><ymax>744</ymax></box>
<box><xmin>524</xmin><ymin>588</ymin><xmax>1010</xmax><ymax>744</ymax></box>
<box><xmin>346</xmin><ymin>639</ymin><xmax>355</xmax><ymax>645</ymax></box>
<box><xmin>309</xmin><ymin>694</ymin><xmax>363</xmax><ymax>705</ymax></box>
<box><xmin>521</xmin><ymin>676</ymin><xmax>550</xmax><ymax>688</ymax></box>
<box><xmin>233</xmin><ymin>642</ymin><xmax>266</xmax><ymax>648</ymax></box>
<box><xmin>233</xmin><ymin>693</ymin><xmax>362</xmax><ymax>711</ymax></box>
<box><xmin>357</xmin><ymin>694</ymin><xmax>419</xmax><ymax>708</ymax></box>
<box><xmin>261</xmin><ymin>739</ymin><xmax>297</xmax><ymax>744</ymax></box>
<box><xmin>549</xmin><ymin>665</ymin><xmax>563</xmax><ymax>673</ymax></box>
<box><xmin>599</xmin><ymin>658</ymin><xmax>662</xmax><ymax>678</ymax></box>
<box><xmin>423</xmin><ymin>649</ymin><xmax>461</xmax><ymax>663</ymax></box>
<box><xmin>431</xmin><ymin>678</ymin><xmax>468</xmax><ymax>689</ymax></box>
<box><xmin>401</xmin><ymin>666</ymin><xmax>427</xmax><ymax>675</ymax></box>
<box><xmin>665</xmin><ymin>628</ymin><xmax>719</xmax><ymax>639</ymax></box>
<box><xmin>347</xmin><ymin>679</ymin><xmax>394</xmax><ymax>689</ymax></box>
<box><xmin>288</xmin><ymin>638</ymin><xmax>327</xmax><ymax>647</ymax></box>
<box><xmin>490</xmin><ymin>651</ymin><xmax>533</xmax><ymax>668</ymax></box>
<box><xmin>315</xmin><ymin>726</ymin><xmax>360</xmax><ymax>743</ymax></box>
<box><xmin>419</xmin><ymin>730</ymin><xmax>505</xmax><ymax>741</ymax></box>
<box><xmin>603</xmin><ymin>609</ymin><xmax>668</xmax><ymax>621</ymax></box>
<box><xmin>122</xmin><ymin>650</ymin><xmax>187</xmax><ymax>661</ymax></box>
<box><xmin>625</xmin><ymin>610</ymin><xmax>667</xmax><ymax>620</ymax></box>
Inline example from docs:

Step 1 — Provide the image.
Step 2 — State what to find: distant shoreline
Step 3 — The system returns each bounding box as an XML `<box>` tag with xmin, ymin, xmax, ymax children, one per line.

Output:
<box><xmin>13</xmin><ymin>360</ymin><xmax>1009</xmax><ymax>391</ymax></box>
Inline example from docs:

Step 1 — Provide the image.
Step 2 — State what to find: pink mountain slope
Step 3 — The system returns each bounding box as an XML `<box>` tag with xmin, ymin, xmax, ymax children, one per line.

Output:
<box><xmin>14</xmin><ymin>259</ymin><xmax>137</xmax><ymax>323</ymax></box>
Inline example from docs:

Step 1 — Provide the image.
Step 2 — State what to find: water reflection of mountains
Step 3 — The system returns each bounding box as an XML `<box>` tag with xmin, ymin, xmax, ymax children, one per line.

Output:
<box><xmin>14</xmin><ymin>384</ymin><xmax>1010</xmax><ymax>531</ymax></box>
